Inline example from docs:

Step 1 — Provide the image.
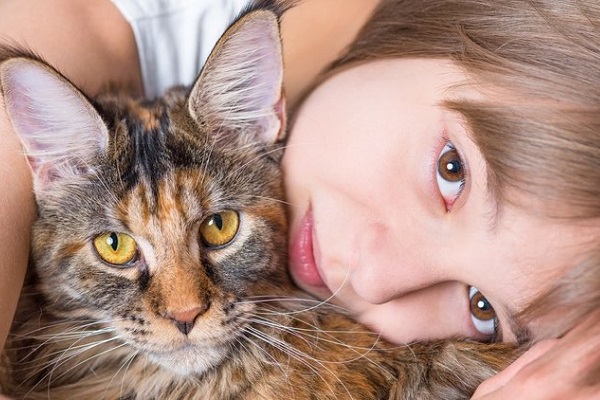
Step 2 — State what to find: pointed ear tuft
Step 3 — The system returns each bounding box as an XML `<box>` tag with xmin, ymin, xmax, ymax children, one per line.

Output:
<box><xmin>187</xmin><ymin>9</ymin><xmax>285</xmax><ymax>144</ymax></box>
<box><xmin>0</xmin><ymin>58</ymin><xmax>108</xmax><ymax>192</ymax></box>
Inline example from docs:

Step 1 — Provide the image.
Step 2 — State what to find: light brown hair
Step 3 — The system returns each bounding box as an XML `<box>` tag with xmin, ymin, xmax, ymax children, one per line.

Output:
<box><xmin>328</xmin><ymin>0</ymin><xmax>600</xmax><ymax>217</ymax></box>
<box><xmin>320</xmin><ymin>0</ymin><xmax>600</xmax><ymax>383</ymax></box>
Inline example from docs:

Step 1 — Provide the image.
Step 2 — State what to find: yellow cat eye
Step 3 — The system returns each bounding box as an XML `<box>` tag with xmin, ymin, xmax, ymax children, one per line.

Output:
<box><xmin>199</xmin><ymin>211</ymin><xmax>240</xmax><ymax>247</ymax></box>
<box><xmin>93</xmin><ymin>232</ymin><xmax>137</xmax><ymax>265</ymax></box>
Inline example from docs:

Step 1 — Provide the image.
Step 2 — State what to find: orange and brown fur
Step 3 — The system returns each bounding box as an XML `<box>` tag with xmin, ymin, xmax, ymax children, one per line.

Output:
<box><xmin>0</xmin><ymin>3</ymin><xmax>520</xmax><ymax>399</ymax></box>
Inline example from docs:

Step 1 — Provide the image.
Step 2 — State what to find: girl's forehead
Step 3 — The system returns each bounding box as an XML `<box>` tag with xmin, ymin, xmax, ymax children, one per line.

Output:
<box><xmin>299</xmin><ymin>60</ymin><xmax>600</xmax><ymax>284</ymax></box>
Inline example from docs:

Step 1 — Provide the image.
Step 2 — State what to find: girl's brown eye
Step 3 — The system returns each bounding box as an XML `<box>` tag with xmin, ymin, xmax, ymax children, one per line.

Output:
<box><xmin>436</xmin><ymin>142</ymin><xmax>466</xmax><ymax>209</ymax></box>
<box><xmin>93</xmin><ymin>232</ymin><xmax>137</xmax><ymax>266</ymax></box>
<box><xmin>199</xmin><ymin>211</ymin><xmax>240</xmax><ymax>248</ymax></box>
<box><xmin>438</xmin><ymin>147</ymin><xmax>465</xmax><ymax>182</ymax></box>
<box><xmin>469</xmin><ymin>286</ymin><xmax>498</xmax><ymax>338</ymax></box>
<box><xmin>470</xmin><ymin>290</ymin><xmax>495</xmax><ymax>320</ymax></box>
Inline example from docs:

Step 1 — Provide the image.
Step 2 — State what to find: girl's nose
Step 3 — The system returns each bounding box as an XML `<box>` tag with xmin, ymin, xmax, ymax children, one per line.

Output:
<box><xmin>348</xmin><ymin>220</ymin><xmax>443</xmax><ymax>305</ymax></box>
<box><xmin>358</xmin><ymin>281</ymin><xmax>474</xmax><ymax>343</ymax></box>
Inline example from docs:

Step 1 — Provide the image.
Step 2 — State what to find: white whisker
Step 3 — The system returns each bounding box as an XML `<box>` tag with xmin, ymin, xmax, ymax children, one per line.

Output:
<box><xmin>19</xmin><ymin>335</ymin><xmax>126</xmax><ymax>398</ymax></box>
<box><xmin>111</xmin><ymin>349</ymin><xmax>140</xmax><ymax>398</ymax></box>
<box><xmin>247</xmin><ymin>194</ymin><xmax>291</xmax><ymax>207</ymax></box>
<box><xmin>243</xmin><ymin>326</ymin><xmax>355</xmax><ymax>400</ymax></box>
<box><xmin>50</xmin><ymin>340</ymin><xmax>129</xmax><ymax>382</ymax></box>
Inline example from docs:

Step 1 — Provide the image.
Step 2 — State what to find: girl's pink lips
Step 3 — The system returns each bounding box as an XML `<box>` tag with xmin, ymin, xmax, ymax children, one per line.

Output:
<box><xmin>289</xmin><ymin>208</ymin><xmax>327</xmax><ymax>289</ymax></box>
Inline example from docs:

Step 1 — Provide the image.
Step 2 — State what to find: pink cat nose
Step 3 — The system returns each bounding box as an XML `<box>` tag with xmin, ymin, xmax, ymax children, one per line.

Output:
<box><xmin>168</xmin><ymin>303</ymin><xmax>210</xmax><ymax>335</ymax></box>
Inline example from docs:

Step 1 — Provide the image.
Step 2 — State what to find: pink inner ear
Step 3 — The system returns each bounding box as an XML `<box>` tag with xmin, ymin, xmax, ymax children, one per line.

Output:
<box><xmin>35</xmin><ymin>163</ymin><xmax>62</xmax><ymax>185</ymax></box>
<box><xmin>4</xmin><ymin>83</ymin><xmax>48</xmax><ymax>169</ymax></box>
<box><xmin>0</xmin><ymin>58</ymin><xmax>108</xmax><ymax>187</ymax></box>
<box><xmin>188</xmin><ymin>11</ymin><xmax>284</xmax><ymax>144</ymax></box>
<box><xmin>240</xmin><ymin>20</ymin><xmax>283</xmax><ymax>110</ymax></box>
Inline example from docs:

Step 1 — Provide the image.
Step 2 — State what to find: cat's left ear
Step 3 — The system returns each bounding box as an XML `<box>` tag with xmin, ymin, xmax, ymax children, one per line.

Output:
<box><xmin>187</xmin><ymin>8</ymin><xmax>285</xmax><ymax>144</ymax></box>
<box><xmin>0</xmin><ymin>58</ymin><xmax>109</xmax><ymax>192</ymax></box>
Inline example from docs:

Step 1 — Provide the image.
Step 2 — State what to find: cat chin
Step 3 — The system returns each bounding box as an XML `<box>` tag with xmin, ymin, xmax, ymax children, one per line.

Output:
<box><xmin>147</xmin><ymin>345</ymin><xmax>228</xmax><ymax>376</ymax></box>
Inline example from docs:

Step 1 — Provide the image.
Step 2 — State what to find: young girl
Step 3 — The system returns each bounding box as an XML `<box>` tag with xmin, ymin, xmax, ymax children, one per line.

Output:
<box><xmin>0</xmin><ymin>0</ymin><xmax>598</xmax><ymax>398</ymax></box>
<box><xmin>283</xmin><ymin>0</ymin><xmax>600</xmax><ymax>397</ymax></box>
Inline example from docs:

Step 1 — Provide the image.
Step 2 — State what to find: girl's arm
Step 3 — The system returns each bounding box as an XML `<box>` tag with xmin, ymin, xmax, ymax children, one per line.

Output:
<box><xmin>0</xmin><ymin>94</ymin><xmax>32</xmax><ymax>357</ymax></box>
<box><xmin>0</xmin><ymin>0</ymin><xmax>142</xmax><ymax>352</ymax></box>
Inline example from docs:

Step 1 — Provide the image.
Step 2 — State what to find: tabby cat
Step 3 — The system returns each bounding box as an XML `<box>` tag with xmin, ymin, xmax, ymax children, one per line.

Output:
<box><xmin>0</xmin><ymin>3</ymin><xmax>519</xmax><ymax>399</ymax></box>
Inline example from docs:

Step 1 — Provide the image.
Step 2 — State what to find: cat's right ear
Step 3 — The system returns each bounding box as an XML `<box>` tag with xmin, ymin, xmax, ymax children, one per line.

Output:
<box><xmin>0</xmin><ymin>58</ymin><xmax>109</xmax><ymax>192</ymax></box>
<box><xmin>187</xmin><ymin>8</ymin><xmax>285</xmax><ymax>145</ymax></box>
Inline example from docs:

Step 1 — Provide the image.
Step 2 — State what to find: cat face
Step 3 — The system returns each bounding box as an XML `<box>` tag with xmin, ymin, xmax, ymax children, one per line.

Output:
<box><xmin>1</xmin><ymin>9</ymin><xmax>288</xmax><ymax>375</ymax></box>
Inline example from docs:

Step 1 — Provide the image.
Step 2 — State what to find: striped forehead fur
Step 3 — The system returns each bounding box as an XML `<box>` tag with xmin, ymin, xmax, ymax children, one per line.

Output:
<box><xmin>99</xmin><ymin>93</ymin><xmax>281</xmax><ymax>202</ymax></box>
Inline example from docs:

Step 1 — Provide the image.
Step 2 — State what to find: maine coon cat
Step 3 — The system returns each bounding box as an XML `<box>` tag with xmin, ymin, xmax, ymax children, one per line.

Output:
<box><xmin>0</xmin><ymin>3</ymin><xmax>520</xmax><ymax>399</ymax></box>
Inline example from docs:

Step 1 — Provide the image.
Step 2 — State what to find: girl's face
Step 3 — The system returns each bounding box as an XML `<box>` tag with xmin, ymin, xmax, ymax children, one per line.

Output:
<box><xmin>282</xmin><ymin>59</ymin><xmax>594</xmax><ymax>344</ymax></box>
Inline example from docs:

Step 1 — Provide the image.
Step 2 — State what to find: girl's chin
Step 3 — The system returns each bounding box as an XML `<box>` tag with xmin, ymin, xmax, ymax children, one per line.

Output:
<box><xmin>289</xmin><ymin>270</ymin><xmax>333</xmax><ymax>300</ymax></box>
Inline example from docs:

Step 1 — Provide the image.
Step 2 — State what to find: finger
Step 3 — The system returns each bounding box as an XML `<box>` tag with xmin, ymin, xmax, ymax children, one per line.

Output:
<box><xmin>533</xmin><ymin>311</ymin><xmax>600</xmax><ymax>387</ymax></box>
<box><xmin>482</xmin><ymin>313</ymin><xmax>600</xmax><ymax>399</ymax></box>
<box><xmin>472</xmin><ymin>339</ymin><xmax>558</xmax><ymax>398</ymax></box>
<box><xmin>473</xmin><ymin>311</ymin><xmax>600</xmax><ymax>399</ymax></box>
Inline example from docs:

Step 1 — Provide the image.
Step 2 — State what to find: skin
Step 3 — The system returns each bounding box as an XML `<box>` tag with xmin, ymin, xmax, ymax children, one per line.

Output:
<box><xmin>0</xmin><ymin>0</ymin><xmax>142</xmax><ymax>359</ymax></box>
<box><xmin>473</xmin><ymin>311</ymin><xmax>600</xmax><ymax>399</ymax></box>
<box><xmin>282</xmin><ymin>58</ymin><xmax>599</xmax><ymax>344</ymax></box>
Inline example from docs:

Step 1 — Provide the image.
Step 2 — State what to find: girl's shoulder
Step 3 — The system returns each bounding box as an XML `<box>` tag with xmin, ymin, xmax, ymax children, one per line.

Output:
<box><xmin>0</xmin><ymin>0</ymin><xmax>144</xmax><ymax>96</ymax></box>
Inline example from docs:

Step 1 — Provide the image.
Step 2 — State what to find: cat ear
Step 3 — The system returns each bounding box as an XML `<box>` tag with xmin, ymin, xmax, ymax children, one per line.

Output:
<box><xmin>0</xmin><ymin>58</ymin><xmax>109</xmax><ymax>192</ymax></box>
<box><xmin>187</xmin><ymin>9</ymin><xmax>285</xmax><ymax>144</ymax></box>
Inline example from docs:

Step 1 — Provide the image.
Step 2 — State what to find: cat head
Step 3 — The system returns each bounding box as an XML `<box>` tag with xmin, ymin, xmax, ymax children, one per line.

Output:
<box><xmin>1</xmin><ymin>7</ymin><xmax>290</xmax><ymax>375</ymax></box>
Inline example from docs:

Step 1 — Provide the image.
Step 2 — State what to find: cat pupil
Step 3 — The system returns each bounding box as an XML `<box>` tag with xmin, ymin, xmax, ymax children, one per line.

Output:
<box><xmin>107</xmin><ymin>233</ymin><xmax>118</xmax><ymax>251</ymax></box>
<box><xmin>211</xmin><ymin>214</ymin><xmax>224</xmax><ymax>231</ymax></box>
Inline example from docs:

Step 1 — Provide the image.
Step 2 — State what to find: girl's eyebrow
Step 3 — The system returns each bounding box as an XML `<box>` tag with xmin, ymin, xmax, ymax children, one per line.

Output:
<box><xmin>483</xmin><ymin>188</ymin><xmax>501</xmax><ymax>233</ymax></box>
<box><xmin>471</xmin><ymin>141</ymin><xmax>502</xmax><ymax>234</ymax></box>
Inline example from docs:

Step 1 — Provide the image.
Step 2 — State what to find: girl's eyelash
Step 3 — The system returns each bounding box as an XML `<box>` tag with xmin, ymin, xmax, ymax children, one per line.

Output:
<box><xmin>492</xmin><ymin>319</ymin><xmax>501</xmax><ymax>343</ymax></box>
<box><xmin>486</xmin><ymin>316</ymin><xmax>501</xmax><ymax>343</ymax></box>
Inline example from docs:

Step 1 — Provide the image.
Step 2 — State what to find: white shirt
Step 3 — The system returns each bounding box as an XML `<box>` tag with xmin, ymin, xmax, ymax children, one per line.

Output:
<box><xmin>111</xmin><ymin>0</ymin><xmax>250</xmax><ymax>98</ymax></box>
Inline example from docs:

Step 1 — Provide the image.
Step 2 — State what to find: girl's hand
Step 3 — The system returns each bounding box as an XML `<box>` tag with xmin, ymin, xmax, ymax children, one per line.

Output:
<box><xmin>472</xmin><ymin>315</ymin><xmax>600</xmax><ymax>399</ymax></box>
